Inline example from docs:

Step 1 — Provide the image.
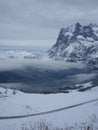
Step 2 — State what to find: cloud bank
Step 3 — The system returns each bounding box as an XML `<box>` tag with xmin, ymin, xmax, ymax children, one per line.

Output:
<box><xmin>0</xmin><ymin>59</ymin><xmax>84</xmax><ymax>71</ymax></box>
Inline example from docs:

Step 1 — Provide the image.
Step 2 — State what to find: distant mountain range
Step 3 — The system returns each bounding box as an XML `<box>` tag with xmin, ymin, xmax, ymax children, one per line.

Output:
<box><xmin>0</xmin><ymin>47</ymin><xmax>48</xmax><ymax>60</ymax></box>
<box><xmin>48</xmin><ymin>23</ymin><xmax>98</xmax><ymax>68</ymax></box>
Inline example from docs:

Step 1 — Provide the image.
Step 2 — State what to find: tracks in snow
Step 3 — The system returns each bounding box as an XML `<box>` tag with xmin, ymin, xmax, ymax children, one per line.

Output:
<box><xmin>0</xmin><ymin>98</ymin><xmax>98</xmax><ymax>120</ymax></box>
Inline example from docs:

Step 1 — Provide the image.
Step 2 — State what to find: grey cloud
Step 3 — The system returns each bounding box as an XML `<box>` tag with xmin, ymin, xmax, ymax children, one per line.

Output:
<box><xmin>0</xmin><ymin>0</ymin><xmax>98</xmax><ymax>46</ymax></box>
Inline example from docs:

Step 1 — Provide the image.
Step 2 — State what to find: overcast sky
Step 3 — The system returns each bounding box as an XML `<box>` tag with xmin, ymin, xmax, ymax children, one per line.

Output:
<box><xmin>0</xmin><ymin>0</ymin><xmax>98</xmax><ymax>47</ymax></box>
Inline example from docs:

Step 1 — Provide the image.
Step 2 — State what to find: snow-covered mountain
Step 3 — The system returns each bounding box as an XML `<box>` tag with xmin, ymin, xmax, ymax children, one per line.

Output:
<box><xmin>0</xmin><ymin>50</ymin><xmax>36</xmax><ymax>60</ymax></box>
<box><xmin>0</xmin><ymin>47</ymin><xmax>47</xmax><ymax>60</ymax></box>
<box><xmin>48</xmin><ymin>23</ymin><xmax>98</xmax><ymax>67</ymax></box>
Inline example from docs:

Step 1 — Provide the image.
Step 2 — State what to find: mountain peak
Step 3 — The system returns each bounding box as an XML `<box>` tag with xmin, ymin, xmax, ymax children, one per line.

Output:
<box><xmin>73</xmin><ymin>22</ymin><xmax>82</xmax><ymax>36</ymax></box>
<box><xmin>89</xmin><ymin>23</ymin><xmax>98</xmax><ymax>27</ymax></box>
<box><xmin>75</xmin><ymin>22</ymin><xmax>81</xmax><ymax>27</ymax></box>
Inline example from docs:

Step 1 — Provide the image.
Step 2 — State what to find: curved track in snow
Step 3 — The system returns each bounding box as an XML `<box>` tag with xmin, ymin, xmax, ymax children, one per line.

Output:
<box><xmin>0</xmin><ymin>98</ymin><xmax>98</xmax><ymax>120</ymax></box>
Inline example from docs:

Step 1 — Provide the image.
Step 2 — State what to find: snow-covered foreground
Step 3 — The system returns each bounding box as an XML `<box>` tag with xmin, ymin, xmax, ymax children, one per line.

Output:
<box><xmin>0</xmin><ymin>85</ymin><xmax>98</xmax><ymax>130</ymax></box>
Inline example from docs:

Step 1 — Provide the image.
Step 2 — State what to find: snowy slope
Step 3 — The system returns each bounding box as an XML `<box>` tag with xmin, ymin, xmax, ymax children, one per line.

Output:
<box><xmin>0</xmin><ymin>85</ymin><xmax>98</xmax><ymax>130</ymax></box>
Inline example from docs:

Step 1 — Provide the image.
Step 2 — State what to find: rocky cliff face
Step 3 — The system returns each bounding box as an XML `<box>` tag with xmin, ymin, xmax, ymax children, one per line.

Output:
<box><xmin>48</xmin><ymin>23</ymin><xmax>98</xmax><ymax>67</ymax></box>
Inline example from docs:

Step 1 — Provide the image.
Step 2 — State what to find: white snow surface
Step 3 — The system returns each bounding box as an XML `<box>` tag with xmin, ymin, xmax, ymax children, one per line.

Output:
<box><xmin>76</xmin><ymin>82</ymin><xmax>93</xmax><ymax>88</ymax></box>
<box><xmin>0</xmin><ymin>85</ymin><xmax>98</xmax><ymax>130</ymax></box>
